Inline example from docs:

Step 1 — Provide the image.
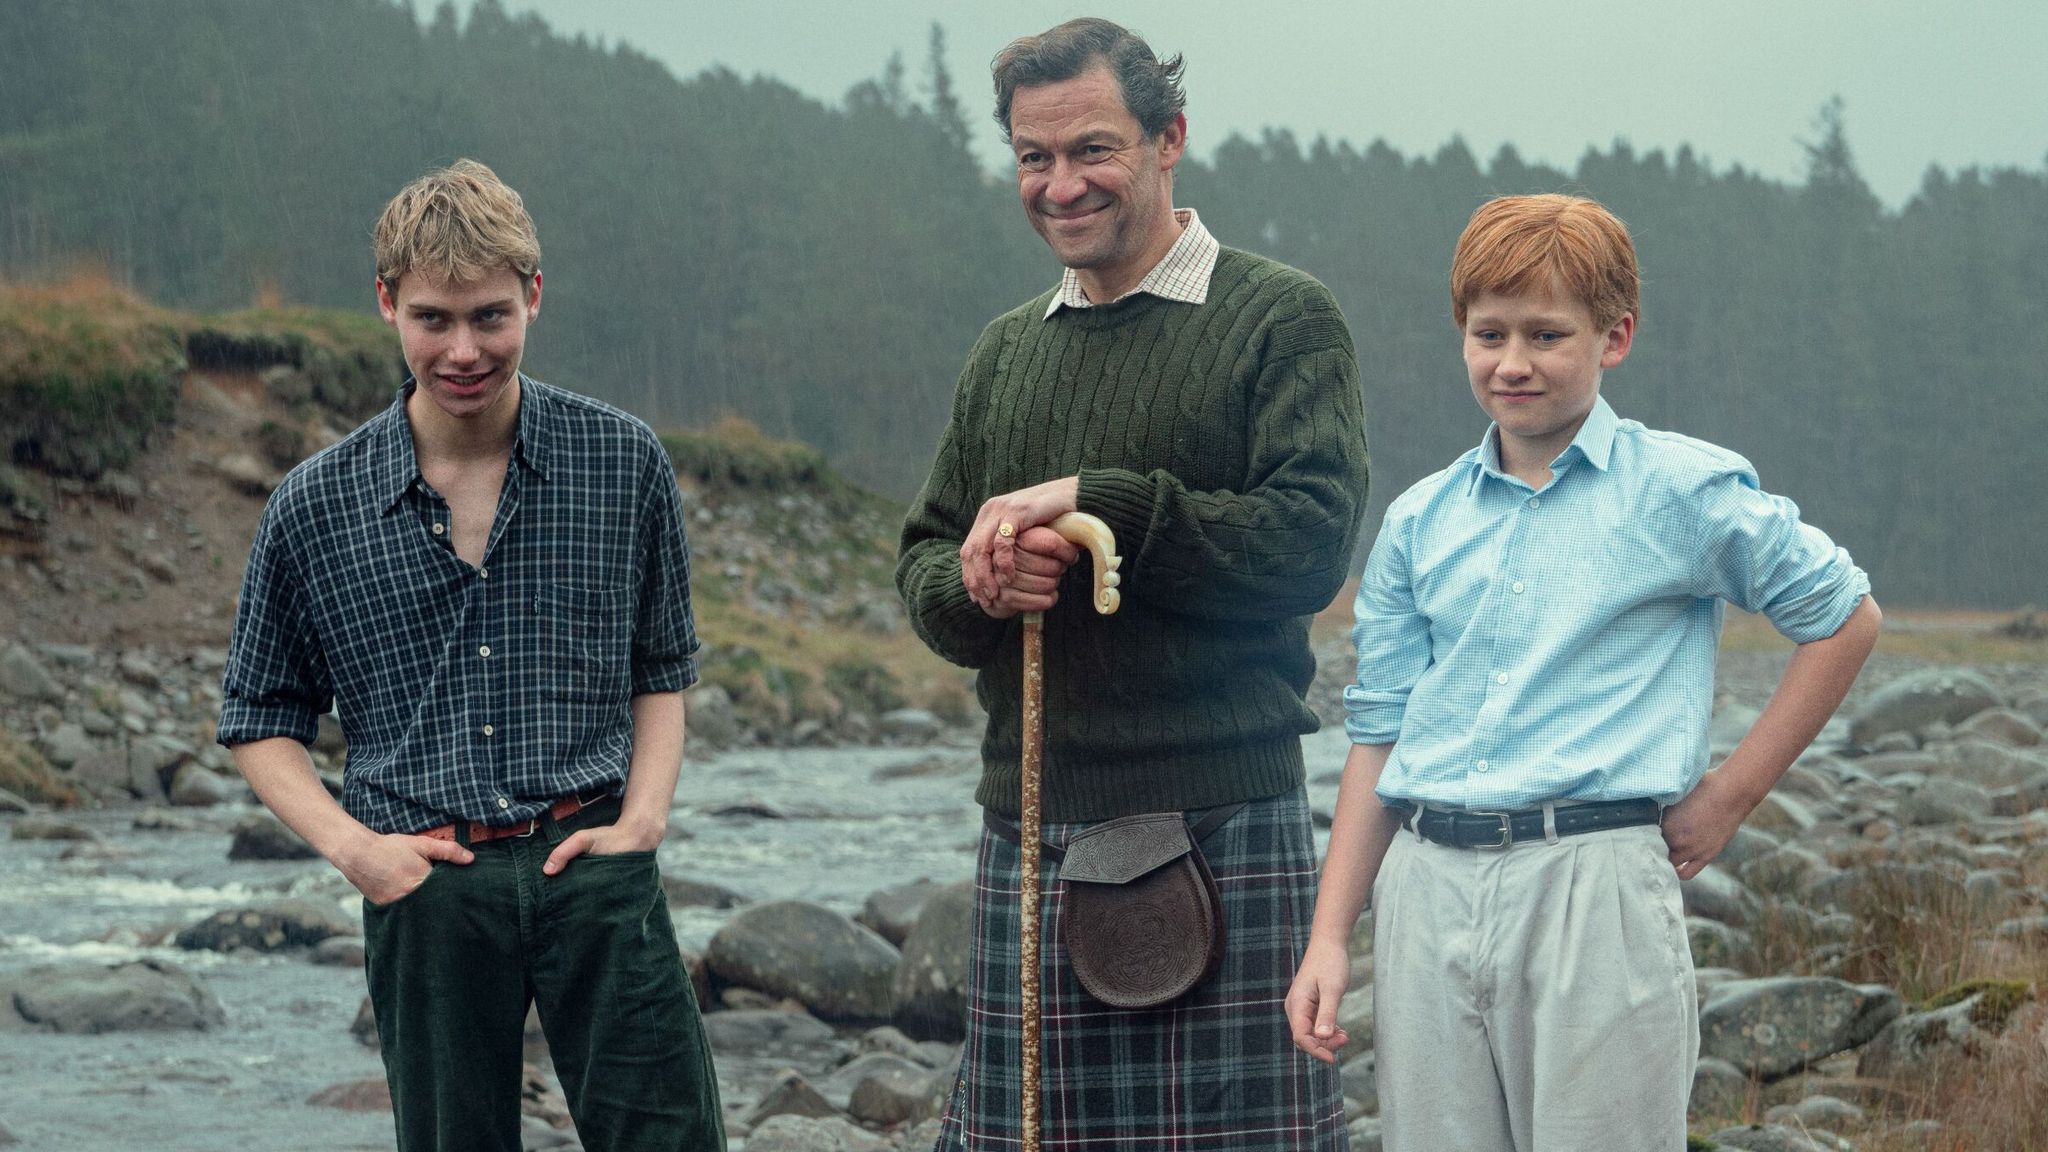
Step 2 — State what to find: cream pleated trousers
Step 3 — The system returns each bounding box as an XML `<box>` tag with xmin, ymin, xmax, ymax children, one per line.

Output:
<box><xmin>1371</xmin><ymin>820</ymin><xmax>1698</xmax><ymax>1151</ymax></box>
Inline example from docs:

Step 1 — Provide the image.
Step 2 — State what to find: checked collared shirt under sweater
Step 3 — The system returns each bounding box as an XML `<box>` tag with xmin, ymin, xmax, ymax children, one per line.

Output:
<box><xmin>218</xmin><ymin>377</ymin><xmax>699</xmax><ymax>835</ymax></box>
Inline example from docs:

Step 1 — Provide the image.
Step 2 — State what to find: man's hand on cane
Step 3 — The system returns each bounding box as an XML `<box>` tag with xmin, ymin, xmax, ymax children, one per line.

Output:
<box><xmin>961</xmin><ymin>477</ymin><xmax>1080</xmax><ymax>609</ymax></box>
<box><xmin>968</xmin><ymin>523</ymin><xmax>1081</xmax><ymax>619</ymax></box>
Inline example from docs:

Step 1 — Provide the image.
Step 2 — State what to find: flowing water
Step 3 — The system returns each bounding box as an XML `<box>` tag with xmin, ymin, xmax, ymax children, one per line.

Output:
<box><xmin>0</xmin><ymin>730</ymin><xmax>1356</xmax><ymax>1150</ymax></box>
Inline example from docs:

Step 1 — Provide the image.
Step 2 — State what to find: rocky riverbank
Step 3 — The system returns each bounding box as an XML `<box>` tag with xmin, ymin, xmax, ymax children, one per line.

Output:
<box><xmin>4</xmin><ymin>288</ymin><xmax>2043</xmax><ymax>1149</ymax></box>
<box><xmin>2</xmin><ymin>655</ymin><xmax>2045</xmax><ymax>1151</ymax></box>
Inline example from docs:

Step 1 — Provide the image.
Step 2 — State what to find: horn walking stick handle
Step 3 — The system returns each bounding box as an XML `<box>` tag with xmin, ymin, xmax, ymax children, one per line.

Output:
<box><xmin>1019</xmin><ymin>512</ymin><xmax>1120</xmax><ymax>1152</ymax></box>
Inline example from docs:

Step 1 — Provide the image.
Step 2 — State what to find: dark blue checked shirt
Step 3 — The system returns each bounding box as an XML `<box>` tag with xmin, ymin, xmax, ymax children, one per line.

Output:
<box><xmin>218</xmin><ymin>377</ymin><xmax>699</xmax><ymax>835</ymax></box>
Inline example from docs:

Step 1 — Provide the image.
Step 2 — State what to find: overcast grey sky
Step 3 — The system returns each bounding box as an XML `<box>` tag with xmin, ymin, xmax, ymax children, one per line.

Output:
<box><xmin>464</xmin><ymin>0</ymin><xmax>2046</xmax><ymax>207</ymax></box>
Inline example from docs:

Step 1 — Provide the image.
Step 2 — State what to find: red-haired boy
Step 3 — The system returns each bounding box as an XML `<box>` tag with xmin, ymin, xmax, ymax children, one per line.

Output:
<box><xmin>1286</xmin><ymin>193</ymin><xmax>1881</xmax><ymax>1149</ymax></box>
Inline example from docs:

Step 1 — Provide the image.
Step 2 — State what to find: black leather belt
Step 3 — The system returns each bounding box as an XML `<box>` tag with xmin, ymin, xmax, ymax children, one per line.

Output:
<box><xmin>1391</xmin><ymin>797</ymin><xmax>1661</xmax><ymax>849</ymax></box>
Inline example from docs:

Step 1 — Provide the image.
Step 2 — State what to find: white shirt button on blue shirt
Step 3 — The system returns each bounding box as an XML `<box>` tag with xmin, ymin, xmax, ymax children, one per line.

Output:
<box><xmin>481</xmin><ymin>724</ymin><xmax>494</xmax><ymax>737</ymax></box>
<box><xmin>1475</xmin><ymin>759</ymin><xmax>1489</xmax><ymax>772</ymax></box>
<box><xmin>497</xmin><ymin>796</ymin><xmax>510</xmax><ymax>809</ymax></box>
<box><xmin>1344</xmin><ymin>396</ymin><xmax>1871</xmax><ymax>811</ymax></box>
<box><xmin>478</xmin><ymin>645</ymin><xmax>491</xmax><ymax>658</ymax></box>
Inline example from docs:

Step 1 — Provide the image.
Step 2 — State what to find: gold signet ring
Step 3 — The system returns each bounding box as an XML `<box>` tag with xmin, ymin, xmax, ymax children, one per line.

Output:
<box><xmin>997</xmin><ymin>522</ymin><xmax>1016</xmax><ymax>538</ymax></box>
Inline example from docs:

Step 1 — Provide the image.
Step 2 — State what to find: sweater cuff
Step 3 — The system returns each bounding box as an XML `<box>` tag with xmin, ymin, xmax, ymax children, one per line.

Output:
<box><xmin>1076</xmin><ymin>467</ymin><xmax>1158</xmax><ymax>562</ymax></box>
<box><xmin>915</xmin><ymin>555</ymin><xmax>1007</xmax><ymax>667</ymax></box>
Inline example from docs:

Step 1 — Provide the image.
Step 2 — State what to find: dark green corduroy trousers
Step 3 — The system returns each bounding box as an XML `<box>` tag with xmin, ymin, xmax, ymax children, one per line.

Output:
<box><xmin>362</xmin><ymin>806</ymin><xmax>724</xmax><ymax>1152</ymax></box>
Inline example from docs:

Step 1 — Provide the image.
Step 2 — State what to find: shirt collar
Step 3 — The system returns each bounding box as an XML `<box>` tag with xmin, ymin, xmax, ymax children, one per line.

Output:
<box><xmin>373</xmin><ymin>374</ymin><xmax>551</xmax><ymax>514</ymax></box>
<box><xmin>1464</xmin><ymin>395</ymin><xmax>1619</xmax><ymax>496</ymax></box>
<box><xmin>1044</xmin><ymin>207</ymin><xmax>1218</xmax><ymax>319</ymax></box>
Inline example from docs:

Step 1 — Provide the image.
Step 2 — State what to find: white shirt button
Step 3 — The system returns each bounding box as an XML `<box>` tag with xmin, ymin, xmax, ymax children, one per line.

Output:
<box><xmin>478</xmin><ymin>645</ymin><xmax>491</xmax><ymax>658</ymax></box>
<box><xmin>479</xmin><ymin>567</ymin><xmax>489</xmax><ymax>579</ymax></box>
<box><xmin>1526</xmin><ymin>497</ymin><xmax>1541</xmax><ymax>509</ymax></box>
<box><xmin>431</xmin><ymin>522</ymin><xmax>446</xmax><ymax>536</ymax></box>
<box><xmin>481</xmin><ymin>724</ymin><xmax>495</xmax><ymax>737</ymax></box>
<box><xmin>1511</xmin><ymin>580</ymin><xmax>1526</xmax><ymax>594</ymax></box>
<box><xmin>1495</xmin><ymin>672</ymin><xmax>1510</xmax><ymax>685</ymax></box>
<box><xmin>497</xmin><ymin>797</ymin><xmax>510</xmax><ymax>809</ymax></box>
<box><xmin>1476</xmin><ymin>759</ymin><xmax>1490</xmax><ymax>772</ymax></box>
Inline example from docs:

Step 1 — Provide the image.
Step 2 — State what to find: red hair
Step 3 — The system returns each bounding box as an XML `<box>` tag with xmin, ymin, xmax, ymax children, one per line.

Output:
<box><xmin>1451</xmin><ymin>194</ymin><xmax>1639</xmax><ymax>329</ymax></box>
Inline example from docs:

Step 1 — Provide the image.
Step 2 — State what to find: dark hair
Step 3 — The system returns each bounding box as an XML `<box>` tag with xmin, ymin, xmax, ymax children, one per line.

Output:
<box><xmin>992</xmin><ymin>18</ymin><xmax>1186</xmax><ymax>142</ymax></box>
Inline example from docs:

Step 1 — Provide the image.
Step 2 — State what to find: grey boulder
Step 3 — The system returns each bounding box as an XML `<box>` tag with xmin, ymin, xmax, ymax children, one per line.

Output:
<box><xmin>890</xmin><ymin>880</ymin><xmax>973</xmax><ymax>1041</ymax></box>
<box><xmin>1856</xmin><ymin>986</ymin><xmax>2026</xmax><ymax>1079</ymax></box>
<box><xmin>827</xmin><ymin>1051</ymin><xmax>946</xmax><ymax>1126</ymax></box>
<box><xmin>228</xmin><ymin>812</ymin><xmax>320</xmax><ymax>860</ymax></box>
<box><xmin>740</xmin><ymin>1114</ymin><xmax>887</xmax><ymax>1152</ymax></box>
<box><xmin>1848</xmin><ymin>669</ymin><xmax>2001</xmax><ymax>746</ymax></box>
<box><xmin>1698</xmin><ymin>976</ymin><xmax>1901</xmax><ymax>1079</ymax></box>
<box><xmin>744</xmin><ymin>1068</ymin><xmax>840</xmax><ymax>1128</ymax></box>
<box><xmin>1897</xmin><ymin>775</ymin><xmax>1994</xmax><ymax>825</ymax></box>
<box><xmin>8</xmin><ymin>959</ymin><xmax>226</xmax><ymax>1033</ymax></box>
<box><xmin>857</xmin><ymin>879</ymin><xmax>946</xmax><ymax>947</ymax></box>
<box><xmin>708</xmin><ymin>901</ymin><xmax>900</xmax><ymax>1022</ymax></box>
<box><xmin>175</xmin><ymin>898</ymin><xmax>356</xmax><ymax>953</ymax></box>
<box><xmin>1681</xmin><ymin>865</ymin><xmax>1757</xmax><ymax>926</ymax></box>
<box><xmin>0</xmin><ymin>644</ymin><xmax>65</xmax><ymax>704</ymax></box>
<box><xmin>1710</xmin><ymin>1124</ymin><xmax>1842</xmax><ymax>1152</ymax></box>
<box><xmin>701</xmin><ymin>1008</ymin><xmax>838</xmax><ymax>1060</ymax></box>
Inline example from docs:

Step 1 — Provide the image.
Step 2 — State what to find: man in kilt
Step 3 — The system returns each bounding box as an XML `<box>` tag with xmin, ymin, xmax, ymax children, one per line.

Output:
<box><xmin>896</xmin><ymin>18</ymin><xmax>1368</xmax><ymax>1150</ymax></box>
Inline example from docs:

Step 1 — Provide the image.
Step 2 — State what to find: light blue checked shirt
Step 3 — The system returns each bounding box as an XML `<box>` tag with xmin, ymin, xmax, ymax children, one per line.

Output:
<box><xmin>219</xmin><ymin>377</ymin><xmax>698</xmax><ymax>834</ymax></box>
<box><xmin>1346</xmin><ymin>397</ymin><xmax>1869</xmax><ymax>809</ymax></box>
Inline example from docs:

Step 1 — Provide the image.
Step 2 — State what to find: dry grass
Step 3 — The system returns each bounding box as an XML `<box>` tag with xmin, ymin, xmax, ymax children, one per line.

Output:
<box><xmin>1720</xmin><ymin>607</ymin><xmax>2048</xmax><ymax>665</ymax></box>
<box><xmin>695</xmin><ymin>599</ymin><xmax>976</xmax><ymax>728</ymax></box>
<box><xmin>1844</xmin><ymin>997</ymin><xmax>2048</xmax><ymax>1152</ymax></box>
<box><xmin>0</xmin><ymin>727</ymin><xmax>79</xmax><ymax>807</ymax></box>
<box><xmin>0</xmin><ymin>275</ymin><xmax>187</xmax><ymax>477</ymax></box>
<box><xmin>1720</xmin><ymin>831</ymin><xmax>2048</xmax><ymax>1149</ymax></box>
<box><xmin>2</xmin><ymin>272</ymin><xmax>403</xmax><ymax>474</ymax></box>
<box><xmin>1742</xmin><ymin>823</ymin><xmax>2048</xmax><ymax>1001</ymax></box>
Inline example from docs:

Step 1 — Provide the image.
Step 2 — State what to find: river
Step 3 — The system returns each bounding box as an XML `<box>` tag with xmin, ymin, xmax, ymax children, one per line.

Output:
<box><xmin>0</xmin><ymin>729</ymin><xmax>1359</xmax><ymax>1151</ymax></box>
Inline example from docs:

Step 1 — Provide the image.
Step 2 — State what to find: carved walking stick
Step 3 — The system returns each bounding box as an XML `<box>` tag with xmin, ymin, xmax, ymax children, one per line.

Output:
<box><xmin>1019</xmin><ymin>512</ymin><xmax>1120</xmax><ymax>1152</ymax></box>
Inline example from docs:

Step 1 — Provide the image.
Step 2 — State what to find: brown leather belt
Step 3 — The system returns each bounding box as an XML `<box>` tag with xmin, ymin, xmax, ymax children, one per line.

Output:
<box><xmin>416</xmin><ymin>788</ymin><xmax>616</xmax><ymax>845</ymax></box>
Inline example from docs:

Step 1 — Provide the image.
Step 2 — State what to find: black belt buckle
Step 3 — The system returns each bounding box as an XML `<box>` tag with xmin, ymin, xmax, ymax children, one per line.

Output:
<box><xmin>1467</xmin><ymin>810</ymin><xmax>1514</xmax><ymax>850</ymax></box>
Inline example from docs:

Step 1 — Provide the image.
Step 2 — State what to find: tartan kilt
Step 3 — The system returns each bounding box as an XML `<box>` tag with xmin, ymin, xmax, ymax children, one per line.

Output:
<box><xmin>933</xmin><ymin>785</ymin><xmax>1348</xmax><ymax>1151</ymax></box>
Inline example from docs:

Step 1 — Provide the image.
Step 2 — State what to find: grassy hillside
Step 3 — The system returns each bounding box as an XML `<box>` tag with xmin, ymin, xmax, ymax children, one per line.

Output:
<box><xmin>0</xmin><ymin>277</ymin><xmax>969</xmax><ymax>745</ymax></box>
<box><xmin>0</xmin><ymin>276</ymin><xmax>400</xmax><ymax>478</ymax></box>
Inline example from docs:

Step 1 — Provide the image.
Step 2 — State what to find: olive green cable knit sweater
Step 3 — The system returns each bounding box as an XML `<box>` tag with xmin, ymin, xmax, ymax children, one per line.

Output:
<box><xmin>896</xmin><ymin>246</ymin><xmax>1370</xmax><ymax>821</ymax></box>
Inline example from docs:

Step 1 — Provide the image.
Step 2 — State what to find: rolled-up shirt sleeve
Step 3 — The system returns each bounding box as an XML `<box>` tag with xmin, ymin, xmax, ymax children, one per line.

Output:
<box><xmin>632</xmin><ymin>441</ymin><xmax>701</xmax><ymax>695</ymax></box>
<box><xmin>1691</xmin><ymin>467</ymin><xmax>1871</xmax><ymax>643</ymax></box>
<box><xmin>1344</xmin><ymin>511</ymin><xmax>1431</xmax><ymax>744</ymax></box>
<box><xmin>218</xmin><ymin>497</ymin><xmax>331</xmax><ymax>746</ymax></box>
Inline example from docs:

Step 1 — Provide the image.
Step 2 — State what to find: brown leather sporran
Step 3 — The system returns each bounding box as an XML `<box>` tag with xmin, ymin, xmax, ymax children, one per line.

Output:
<box><xmin>1057</xmin><ymin>810</ymin><xmax>1227</xmax><ymax>1009</ymax></box>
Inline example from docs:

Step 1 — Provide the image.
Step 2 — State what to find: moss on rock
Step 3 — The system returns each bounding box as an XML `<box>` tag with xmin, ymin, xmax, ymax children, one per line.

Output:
<box><xmin>1921</xmin><ymin>978</ymin><xmax>2036</xmax><ymax>1032</ymax></box>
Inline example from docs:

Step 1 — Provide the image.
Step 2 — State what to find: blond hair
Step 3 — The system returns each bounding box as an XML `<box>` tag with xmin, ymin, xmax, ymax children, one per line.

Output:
<box><xmin>374</xmin><ymin>159</ymin><xmax>540</xmax><ymax>291</ymax></box>
<box><xmin>1451</xmin><ymin>194</ymin><xmax>1639</xmax><ymax>329</ymax></box>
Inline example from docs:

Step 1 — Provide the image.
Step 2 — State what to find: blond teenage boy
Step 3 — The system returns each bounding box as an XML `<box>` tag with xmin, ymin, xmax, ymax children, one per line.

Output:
<box><xmin>1285</xmin><ymin>194</ymin><xmax>1881</xmax><ymax>1150</ymax></box>
<box><xmin>219</xmin><ymin>160</ymin><xmax>723</xmax><ymax>1151</ymax></box>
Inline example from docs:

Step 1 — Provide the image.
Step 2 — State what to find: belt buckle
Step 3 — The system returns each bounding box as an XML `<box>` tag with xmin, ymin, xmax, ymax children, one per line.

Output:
<box><xmin>1468</xmin><ymin>810</ymin><xmax>1513</xmax><ymax>850</ymax></box>
<box><xmin>512</xmin><ymin>817</ymin><xmax>541</xmax><ymax>838</ymax></box>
